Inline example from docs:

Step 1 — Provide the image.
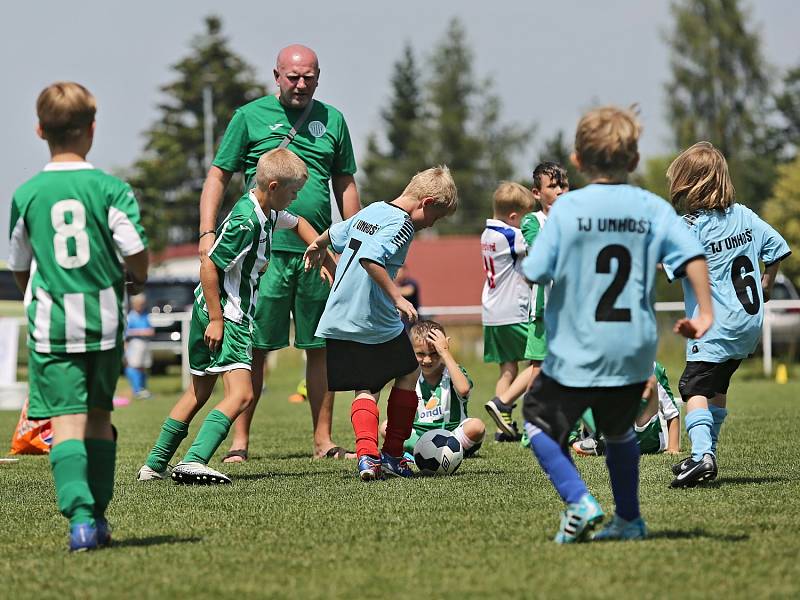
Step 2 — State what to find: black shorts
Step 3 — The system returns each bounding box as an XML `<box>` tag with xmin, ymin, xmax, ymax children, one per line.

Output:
<box><xmin>678</xmin><ymin>359</ymin><xmax>742</xmax><ymax>399</ymax></box>
<box><xmin>326</xmin><ymin>332</ymin><xmax>418</xmax><ymax>393</ymax></box>
<box><xmin>522</xmin><ymin>372</ymin><xmax>646</xmax><ymax>449</ymax></box>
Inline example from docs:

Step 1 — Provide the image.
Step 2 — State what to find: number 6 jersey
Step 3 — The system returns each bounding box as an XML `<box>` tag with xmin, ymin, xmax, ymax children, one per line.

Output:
<box><xmin>665</xmin><ymin>204</ymin><xmax>790</xmax><ymax>363</ymax></box>
<box><xmin>522</xmin><ymin>184</ymin><xmax>704</xmax><ymax>387</ymax></box>
<box><xmin>8</xmin><ymin>162</ymin><xmax>148</xmax><ymax>353</ymax></box>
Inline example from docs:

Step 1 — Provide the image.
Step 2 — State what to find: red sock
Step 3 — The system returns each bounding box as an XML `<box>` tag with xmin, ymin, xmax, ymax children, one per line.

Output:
<box><xmin>382</xmin><ymin>387</ymin><xmax>418</xmax><ymax>457</ymax></box>
<box><xmin>351</xmin><ymin>397</ymin><xmax>379</xmax><ymax>459</ymax></box>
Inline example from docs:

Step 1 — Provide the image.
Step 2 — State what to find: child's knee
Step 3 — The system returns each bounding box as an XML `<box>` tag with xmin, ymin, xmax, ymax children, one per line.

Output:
<box><xmin>463</xmin><ymin>418</ymin><xmax>485</xmax><ymax>441</ymax></box>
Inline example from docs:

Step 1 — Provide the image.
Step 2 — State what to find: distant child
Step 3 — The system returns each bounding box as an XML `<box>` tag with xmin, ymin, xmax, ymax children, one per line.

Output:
<box><xmin>138</xmin><ymin>148</ymin><xmax>329</xmax><ymax>484</ymax></box>
<box><xmin>125</xmin><ymin>293</ymin><xmax>154</xmax><ymax>399</ymax></box>
<box><xmin>665</xmin><ymin>141</ymin><xmax>790</xmax><ymax>488</ymax></box>
<box><xmin>380</xmin><ymin>320</ymin><xmax>485</xmax><ymax>457</ymax></box>
<box><xmin>521</xmin><ymin>106</ymin><xmax>713</xmax><ymax>543</ymax></box>
<box><xmin>305</xmin><ymin>166</ymin><xmax>458</xmax><ymax>481</ymax></box>
<box><xmin>395</xmin><ymin>265</ymin><xmax>421</xmax><ymax>331</ymax></box>
<box><xmin>481</xmin><ymin>182</ymin><xmax>535</xmax><ymax>441</ymax></box>
<box><xmin>486</xmin><ymin>164</ymin><xmax>568</xmax><ymax>443</ymax></box>
<box><xmin>572</xmin><ymin>362</ymin><xmax>681</xmax><ymax>456</ymax></box>
<box><xmin>7</xmin><ymin>82</ymin><xmax>149</xmax><ymax>550</ymax></box>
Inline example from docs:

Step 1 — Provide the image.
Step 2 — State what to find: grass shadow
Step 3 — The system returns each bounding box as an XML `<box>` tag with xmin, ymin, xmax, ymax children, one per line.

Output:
<box><xmin>113</xmin><ymin>535</ymin><xmax>203</xmax><ymax>549</ymax></box>
<box><xmin>707</xmin><ymin>475</ymin><xmax>791</xmax><ymax>487</ymax></box>
<box><xmin>647</xmin><ymin>529</ymin><xmax>749</xmax><ymax>542</ymax></box>
<box><xmin>235</xmin><ymin>471</ymin><xmax>332</xmax><ymax>482</ymax></box>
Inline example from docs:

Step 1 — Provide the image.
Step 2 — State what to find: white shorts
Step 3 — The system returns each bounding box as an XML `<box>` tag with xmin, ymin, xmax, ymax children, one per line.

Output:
<box><xmin>126</xmin><ymin>338</ymin><xmax>152</xmax><ymax>369</ymax></box>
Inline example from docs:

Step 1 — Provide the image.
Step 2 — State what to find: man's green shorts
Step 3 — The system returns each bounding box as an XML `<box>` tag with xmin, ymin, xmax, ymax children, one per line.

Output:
<box><xmin>253</xmin><ymin>250</ymin><xmax>331</xmax><ymax>351</ymax></box>
<box><xmin>483</xmin><ymin>322</ymin><xmax>529</xmax><ymax>363</ymax></box>
<box><xmin>524</xmin><ymin>318</ymin><xmax>548</xmax><ymax>361</ymax></box>
<box><xmin>189</xmin><ymin>304</ymin><xmax>252</xmax><ymax>375</ymax></box>
<box><xmin>28</xmin><ymin>346</ymin><xmax>123</xmax><ymax>418</ymax></box>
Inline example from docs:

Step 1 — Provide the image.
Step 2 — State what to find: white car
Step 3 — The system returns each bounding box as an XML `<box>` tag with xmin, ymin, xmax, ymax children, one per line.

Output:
<box><xmin>768</xmin><ymin>273</ymin><xmax>800</xmax><ymax>347</ymax></box>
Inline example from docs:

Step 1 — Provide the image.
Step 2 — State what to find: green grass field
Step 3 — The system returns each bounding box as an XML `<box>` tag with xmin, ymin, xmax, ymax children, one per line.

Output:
<box><xmin>1</xmin><ymin>350</ymin><xmax>799</xmax><ymax>599</ymax></box>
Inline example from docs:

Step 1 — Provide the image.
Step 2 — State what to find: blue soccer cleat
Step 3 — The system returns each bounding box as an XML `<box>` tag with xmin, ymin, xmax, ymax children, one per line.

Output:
<box><xmin>357</xmin><ymin>455</ymin><xmax>383</xmax><ymax>481</ymax></box>
<box><xmin>381</xmin><ymin>452</ymin><xmax>414</xmax><ymax>478</ymax></box>
<box><xmin>554</xmin><ymin>493</ymin><xmax>605</xmax><ymax>544</ymax></box>
<box><xmin>69</xmin><ymin>522</ymin><xmax>98</xmax><ymax>552</ymax></box>
<box><xmin>593</xmin><ymin>515</ymin><xmax>647</xmax><ymax>541</ymax></box>
<box><xmin>95</xmin><ymin>518</ymin><xmax>112</xmax><ymax>548</ymax></box>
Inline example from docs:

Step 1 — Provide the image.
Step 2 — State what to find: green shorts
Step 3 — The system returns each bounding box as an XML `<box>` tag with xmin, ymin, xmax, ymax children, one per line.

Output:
<box><xmin>189</xmin><ymin>304</ymin><xmax>252</xmax><ymax>375</ymax></box>
<box><xmin>483</xmin><ymin>322</ymin><xmax>529</xmax><ymax>363</ymax></box>
<box><xmin>252</xmin><ymin>250</ymin><xmax>331</xmax><ymax>350</ymax></box>
<box><xmin>27</xmin><ymin>346</ymin><xmax>123</xmax><ymax>418</ymax></box>
<box><xmin>524</xmin><ymin>318</ymin><xmax>548</xmax><ymax>361</ymax></box>
<box><xmin>635</xmin><ymin>414</ymin><xmax>664</xmax><ymax>454</ymax></box>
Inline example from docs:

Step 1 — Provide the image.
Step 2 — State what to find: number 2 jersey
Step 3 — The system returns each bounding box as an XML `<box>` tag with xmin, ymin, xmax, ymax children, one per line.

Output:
<box><xmin>481</xmin><ymin>219</ymin><xmax>530</xmax><ymax>325</ymax></box>
<box><xmin>522</xmin><ymin>184</ymin><xmax>704</xmax><ymax>387</ymax></box>
<box><xmin>7</xmin><ymin>162</ymin><xmax>148</xmax><ymax>353</ymax></box>
<box><xmin>665</xmin><ymin>204</ymin><xmax>790</xmax><ymax>362</ymax></box>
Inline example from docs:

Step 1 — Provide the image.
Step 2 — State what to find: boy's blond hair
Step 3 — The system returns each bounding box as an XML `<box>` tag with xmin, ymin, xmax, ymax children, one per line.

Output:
<box><xmin>37</xmin><ymin>82</ymin><xmax>96</xmax><ymax>146</ymax></box>
<box><xmin>493</xmin><ymin>181</ymin><xmax>535</xmax><ymax>216</ymax></box>
<box><xmin>255</xmin><ymin>148</ymin><xmax>308</xmax><ymax>190</ymax></box>
<box><xmin>667</xmin><ymin>141</ymin><xmax>735</xmax><ymax>213</ymax></box>
<box><xmin>403</xmin><ymin>165</ymin><xmax>458</xmax><ymax>214</ymax></box>
<box><xmin>575</xmin><ymin>106</ymin><xmax>641</xmax><ymax>179</ymax></box>
<box><xmin>409</xmin><ymin>319</ymin><xmax>446</xmax><ymax>345</ymax></box>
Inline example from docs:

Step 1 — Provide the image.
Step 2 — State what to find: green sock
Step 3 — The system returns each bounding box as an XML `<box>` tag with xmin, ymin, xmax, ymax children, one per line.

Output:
<box><xmin>182</xmin><ymin>410</ymin><xmax>233</xmax><ymax>464</ymax></box>
<box><xmin>581</xmin><ymin>409</ymin><xmax>596</xmax><ymax>434</ymax></box>
<box><xmin>49</xmin><ymin>440</ymin><xmax>95</xmax><ymax>527</ymax></box>
<box><xmin>146</xmin><ymin>417</ymin><xmax>189</xmax><ymax>472</ymax></box>
<box><xmin>85</xmin><ymin>438</ymin><xmax>116</xmax><ymax>519</ymax></box>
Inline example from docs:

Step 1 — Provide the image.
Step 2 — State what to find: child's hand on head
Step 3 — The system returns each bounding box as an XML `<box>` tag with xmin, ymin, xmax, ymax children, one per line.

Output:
<box><xmin>427</xmin><ymin>329</ymin><xmax>450</xmax><ymax>354</ymax></box>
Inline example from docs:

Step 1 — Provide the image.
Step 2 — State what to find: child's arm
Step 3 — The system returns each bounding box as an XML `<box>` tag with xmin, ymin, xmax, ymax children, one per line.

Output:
<box><xmin>123</xmin><ymin>250</ymin><xmax>149</xmax><ymax>295</ymax></box>
<box><xmin>199</xmin><ymin>256</ymin><xmax>224</xmax><ymax>352</ymax></box>
<box><xmin>427</xmin><ymin>329</ymin><xmax>471</xmax><ymax>397</ymax></box>
<box><xmin>293</xmin><ymin>217</ymin><xmax>337</xmax><ymax>283</ymax></box>
<box><xmin>304</xmin><ymin>230</ymin><xmax>332</xmax><ymax>270</ymax></box>
<box><xmin>673</xmin><ymin>258</ymin><xmax>713</xmax><ymax>339</ymax></box>
<box><xmin>12</xmin><ymin>271</ymin><xmax>29</xmax><ymax>294</ymax></box>
<box><xmin>359</xmin><ymin>259</ymin><xmax>418</xmax><ymax>323</ymax></box>
<box><xmin>665</xmin><ymin>417</ymin><xmax>680</xmax><ymax>454</ymax></box>
<box><xmin>761</xmin><ymin>262</ymin><xmax>781</xmax><ymax>303</ymax></box>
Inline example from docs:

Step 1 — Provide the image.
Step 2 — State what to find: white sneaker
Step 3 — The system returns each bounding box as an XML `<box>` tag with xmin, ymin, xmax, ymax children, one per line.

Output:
<box><xmin>171</xmin><ymin>461</ymin><xmax>232</xmax><ymax>485</ymax></box>
<box><xmin>137</xmin><ymin>464</ymin><xmax>173</xmax><ymax>481</ymax></box>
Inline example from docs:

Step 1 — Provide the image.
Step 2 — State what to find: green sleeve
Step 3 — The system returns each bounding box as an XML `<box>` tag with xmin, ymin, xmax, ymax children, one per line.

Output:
<box><xmin>653</xmin><ymin>362</ymin><xmax>674</xmax><ymax>401</ymax></box>
<box><xmin>332</xmin><ymin>114</ymin><xmax>357</xmax><ymax>176</ymax></box>
<box><xmin>212</xmin><ymin>109</ymin><xmax>249</xmax><ymax>173</ymax></box>
<box><xmin>208</xmin><ymin>215</ymin><xmax>255</xmax><ymax>272</ymax></box>
<box><xmin>521</xmin><ymin>213</ymin><xmax>541</xmax><ymax>246</ymax></box>
<box><xmin>8</xmin><ymin>196</ymin><xmax>20</xmax><ymax>239</ymax></box>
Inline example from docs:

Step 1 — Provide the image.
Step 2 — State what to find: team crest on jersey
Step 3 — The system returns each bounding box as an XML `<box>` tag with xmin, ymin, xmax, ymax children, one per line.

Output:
<box><xmin>308</xmin><ymin>121</ymin><xmax>326</xmax><ymax>138</ymax></box>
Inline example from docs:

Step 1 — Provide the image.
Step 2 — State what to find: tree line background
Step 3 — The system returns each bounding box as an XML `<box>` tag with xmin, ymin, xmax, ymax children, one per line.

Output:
<box><xmin>127</xmin><ymin>1</ymin><xmax>800</xmax><ymax>284</ymax></box>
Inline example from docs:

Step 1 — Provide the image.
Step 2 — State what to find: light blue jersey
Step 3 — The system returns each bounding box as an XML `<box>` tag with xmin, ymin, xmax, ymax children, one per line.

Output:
<box><xmin>522</xmin><ymin>184</ymin><xmax>704</xmax><ymax>387</ymax></box>
<box><xmin>665</xmin><ymin>204</ymin><xmax>790</xmax><ymax>362</ymax></box>
<box><xmin>316</xmin><ymin>201</ymin><xmax>415</xmax><ymax>344</ymax></box>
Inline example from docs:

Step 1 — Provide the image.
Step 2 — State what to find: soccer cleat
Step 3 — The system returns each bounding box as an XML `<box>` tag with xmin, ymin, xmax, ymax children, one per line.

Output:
<box><xmin>670</xmin><ymin>453</ymin><xmax>717</xmax><ymax>488</ymax></box>
<box><xmin>357</xmin><ymin>455</ymin><xmax>383</xmax><ymax>481</ymax></box>
<box><xmin>572</xmin><ymin>436</ymin><xmax>606</xmax><ymax>457</ymax></box>
<box><xmin>554</xmin><ymin>493</ymin><xmax>605</xmax><ymax>544</ymax></box>
<box><xmin>381</xmin><ymin>452</ymin><xmax>414</xmax><ymax>478</ymax></box>
<box><xmin>171</xmin><ymin>461</ymin><xmax>232</xmax><ymax>485</ymax></box>
<box><xmin>519</xmin><ymin>429</ymin><xmax>531</xmax><ymax>448</ymax></box>
<box><xmin>593</xmin><ymin>515</ymin><xmax>647</xmax><ymax>541</ymax></box>
<box><xmin>671</xmin><ymin>456</ymin><xmax>693</xmax><ymax>475</ymax></box>
<box><xmin>403</xmin><ymin>451</ymin><xmax>415</xmax><ymax>463</ymax></box>
<box><xmin>69</xmin><ymin>523</ymin><xmax>98</xmax><ymax>552</ymax></box>
<box><xmin>137</xmin><ymin>464</ymin><xmax>173</xmax><ymax>481</ymax></box>
<box><xmin>95</xmin><ymin>518</ymin><xmax>112</xmax><ymax>548</ymax></box>
<box><xmin>484</xmin><ymin>397</ymin><xmax>517</xmax><ymax>437</ymax></box>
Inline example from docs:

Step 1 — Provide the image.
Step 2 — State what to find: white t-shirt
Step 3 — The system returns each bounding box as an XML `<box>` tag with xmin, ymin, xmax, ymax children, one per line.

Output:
<box><xmin>481</xmin><ymin>219</ymin><xmax>531</xmax><ymax>325</ymax></box>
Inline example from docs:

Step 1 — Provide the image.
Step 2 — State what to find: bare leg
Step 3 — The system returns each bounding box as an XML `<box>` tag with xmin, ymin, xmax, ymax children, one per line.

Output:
<box><xmin>169</xmin><ymin>374</ymin><xmax>218</xmax><ymax>423</ymax></box>
<box><xmin>224</xmin><ymin>349</ymin><xmax>267</xmax><ymax>460</ymax></box>
<box><xmin>497</xmin><ymin>363</ymin><xmax>536</xmax><ymax>407</ymax></box>
<box><xmin>307</xmin><ymin>347</ymin><xmax>353</xmax><ymax>458</ymax></box>
<box><xmin>495</xmin><ymin>361</ymin><xmax>518</xmax><ymax>397</ymax></box>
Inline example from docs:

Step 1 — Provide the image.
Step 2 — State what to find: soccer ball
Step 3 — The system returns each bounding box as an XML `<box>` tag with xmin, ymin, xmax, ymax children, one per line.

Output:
<box><xmin>413</xmin><ymin>429</ymin><xmax>463</xmax><ymax>476</ymax></box>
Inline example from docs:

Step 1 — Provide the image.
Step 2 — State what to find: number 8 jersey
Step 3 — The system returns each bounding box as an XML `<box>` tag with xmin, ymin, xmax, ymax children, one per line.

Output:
<box><xmin>667</xmin><ymin>204</ymin><xmax>790</xmax><ymax>363</ymax></box>
<box><xmin>522</xmin><ymin>184</ymin><xmax>704</xmax><ymax>387</ymax></box>
<box><xmin>8</xmin><ymin>162</ymin><xmax>148</xmax><ymax>353</ymax></box>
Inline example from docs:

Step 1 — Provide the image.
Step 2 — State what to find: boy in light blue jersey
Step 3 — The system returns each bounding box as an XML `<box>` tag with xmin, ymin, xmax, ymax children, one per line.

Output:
<box><xmin>306</xmin><ymin>166</ymin><xmax>458</xmax><ymax>481</ymax></box>
<box><xmin>520</xmin><ymin>106</ymin><xmax>713</xmax><ymax>543</ymax></box>
<box><xmin>664</xmin><ymin>142</ymin><xmax>790</xmax><ymax>488</ymax></box>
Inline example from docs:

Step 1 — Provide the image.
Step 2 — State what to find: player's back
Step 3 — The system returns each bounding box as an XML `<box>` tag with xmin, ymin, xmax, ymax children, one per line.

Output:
<box><xmin>480</xmin><ymin>219</ymin><xmax>529</xmax><ymax>325</ymax></box>
<box><xmin>679</xmin><ymin>204</ymin><xmax>790</xmax><ymax>361</ymax></box>
<box><xmin>523</xmin><ymin>184</ymin><xmax>702</xmax><ymax>386</ymax></box>
<box><xmin>10</xmin><ymin>163</ymin><xmax>146</xmax><ymax>353</ymax></box>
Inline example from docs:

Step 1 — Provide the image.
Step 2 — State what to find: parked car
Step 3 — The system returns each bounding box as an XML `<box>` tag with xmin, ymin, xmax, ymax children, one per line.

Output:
<box><xmin>768</xmin><ymin>273</ymin><xmax>800</xmax><ymax>348</ymax></box>
<box><xmin>140</xmin><ymin>277</ymin><xmax>197</xmax><ymax>373</ymax></box>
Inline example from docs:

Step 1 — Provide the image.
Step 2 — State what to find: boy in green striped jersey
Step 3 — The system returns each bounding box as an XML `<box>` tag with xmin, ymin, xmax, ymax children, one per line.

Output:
<box><xmin>139</xmin><ymin>148</ymin><xmax>330</xmax><ymax>485</ymax></box>
<box><xmin>7</xmin><ymin>82</ymin><xmax>149</xmax><ymax>551</ymax></box>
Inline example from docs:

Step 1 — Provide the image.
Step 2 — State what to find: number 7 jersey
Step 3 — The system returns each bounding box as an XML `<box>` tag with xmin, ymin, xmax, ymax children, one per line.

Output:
<box><xmin>8</xmin><ymin>162</ymin><xmax>148</xmax><ymax>353</ymax></box>
<box><xmin>522</xmin><ymin>184</ymin><xmax>704</xmax><ymax>387</ymax></box>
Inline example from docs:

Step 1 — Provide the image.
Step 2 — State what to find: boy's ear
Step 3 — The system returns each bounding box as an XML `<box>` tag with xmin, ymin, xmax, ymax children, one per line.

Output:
<box><xmin>421</xmin><ymin>196</ymin><xmax>436</xmax><ymax>207</ymax></box>
<box><xmin>570</xmin><ymin>152</ymin><xmax>582</xmax><ymax>171</ymax></box>
<box><xmin>89</xmin><ymin>121</ymin><xmax>96</xmax><ymax>139</ymax></box>
<box><xmin>268</xmin><ymin>180</ymin><xmax>279</xmax><ymax>192</ymax></box>
<box><xmin>35</xmin><ymin>123</ymin><xmax>45</xmax><ymax>140</ymax></box>
<box><xmin>531</xmin><ymin>186</ymin><xmax>542</xmax><ymax>200</ymax></box>
<box><xmin>508</xmin><ymin>211</ymin><xmax>518</xmax><ymax>221</ymax></box>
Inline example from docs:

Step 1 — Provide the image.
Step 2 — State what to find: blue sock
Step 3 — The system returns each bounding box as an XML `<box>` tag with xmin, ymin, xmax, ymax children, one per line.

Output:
<box><xmin>604</xmin><ymin>429</ymin><xmax>640</xmax><ymax>521</ymax></box>
<box><xmin>709</xmin><ymin>405</ymin><xmax>728</xmax><ymax>454</ymax></box>
<box><xmin>685</xmin><ymin>409</ymin><xmax>713</xmax><ymax>461</ymax></box>
<box><xmin>125</xmin><ymin>367</ymin><xmax>142</xmax><ymax>393</ymax></box>
<box><xmin>525</xmin><ymin>422</ymin><xmax>588</xmax><ymax>505</ymax></box>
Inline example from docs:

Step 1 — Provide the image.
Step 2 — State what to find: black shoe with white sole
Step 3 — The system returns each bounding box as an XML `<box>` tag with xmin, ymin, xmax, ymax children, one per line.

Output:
<box><xmin>671</xmin><ymin>456</ymin><xmax>693</xmax><ymax>476</ymax></box>
<box><xmin>670</xmin><ymin>453</ymin><xmax>717</xmax><ymax>488</ymax></box>
<box><xmin>171</xmin><ymin>461</ymin><xmax>232</xmax><ymax>485</ymax></box>
<box><xmin>484</xmin><ymin>397</ymin><xmax>517</xmax><ymax>438</ymax></box>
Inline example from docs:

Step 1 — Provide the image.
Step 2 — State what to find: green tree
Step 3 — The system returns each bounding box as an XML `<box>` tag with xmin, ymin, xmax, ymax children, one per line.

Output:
<box><xmin>538</xmin><ymin>130</ymin><xmax>587</xmax><ymax>190</ymax></box>
<box><xmin>128</xmin><ymin>16</ymin><xmax>268</xmax><ymax>251</ymax></box>
<box><xmin>762</xmin><ymin>156</ymin><xmax>800</xmax><ymax>283</ymax></box>
<box><xmin>774</xmin><ymin>66</ymin><xmax>800</xmax><ymax>160</ymax></box>
<box><xmin>665</xmin><ymin>0</ymin><xmax>775</xmax><ymax>211</ymax></box>
<box><xmin>635</xmin><ymin>154</ymin><xmax>678</xmax><ymax>201</ymax></box>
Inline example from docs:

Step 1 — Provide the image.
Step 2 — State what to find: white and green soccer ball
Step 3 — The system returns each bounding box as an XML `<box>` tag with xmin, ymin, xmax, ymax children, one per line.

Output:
<box><xmin>413</xmin><ymin>429</ymin><xmax>463</xmax><ymax>476</ymax></box>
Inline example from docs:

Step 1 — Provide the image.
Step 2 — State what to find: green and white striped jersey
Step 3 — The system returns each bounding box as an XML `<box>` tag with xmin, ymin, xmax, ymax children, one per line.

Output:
<box><xmin>195</xmin><ymin>190</ymin><xmax>298</xmax><ymax>324</ymax></box>
<box><xmin>412</xmin><ymin>365</ymin><xmax>474</xmax><ymax>433</ymax></box>
<box><xmin>8</xmin><ymin>162</ymin><xmax>147</xmax><ymax>353</ymax></box>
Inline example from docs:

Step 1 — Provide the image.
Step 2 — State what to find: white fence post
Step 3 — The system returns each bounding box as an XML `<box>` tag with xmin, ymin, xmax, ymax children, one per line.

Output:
<box><xmin>762</xmin><ymin>304</ymin><xmax>773</xmax><ymax>377</ymax></box>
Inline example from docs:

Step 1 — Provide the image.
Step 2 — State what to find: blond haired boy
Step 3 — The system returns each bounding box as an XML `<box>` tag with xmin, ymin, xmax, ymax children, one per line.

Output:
<box><xmin>304</xmin><ymin>166</ymin><xmax>457</xmax><ymax>480</ymax></box>
<box><xmin>520</xmin><ymin>106</ymin><xmax>713</xmax><ymax>542</ymax></box>
<box><xmin>481</xmin><ymin>182</ymin><xmax>535</xmax><ymax>441</ymax></box>
<box><xmin>8</xmin><ymin>82</ymin><xmax>149</xmax><ymax>550</ymax></box>
<box><xmin>139</xmin><ymin>148</ymin><xmax>332</xmax><ymax>485</ymax></box>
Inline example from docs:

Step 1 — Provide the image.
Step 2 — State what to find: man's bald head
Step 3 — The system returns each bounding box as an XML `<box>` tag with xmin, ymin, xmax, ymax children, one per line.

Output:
<box><xmin>274</xmin><ymin>45</ymin><xmax>320</xmax><ymax>109</ymax></box>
